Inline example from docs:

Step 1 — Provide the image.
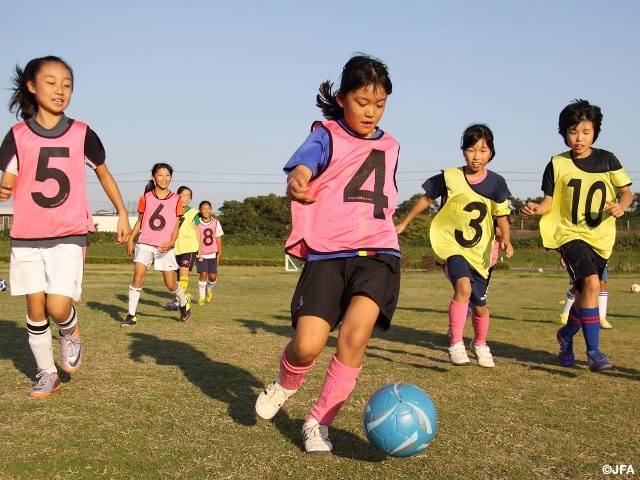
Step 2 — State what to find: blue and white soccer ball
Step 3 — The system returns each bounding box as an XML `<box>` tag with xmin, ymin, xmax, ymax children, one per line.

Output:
<box><xmin>363</xmin><ymin>382</ymin><xmax>438</xmax><ymax>457</ymax></box>
<box><xmin>0</xmin><ymin>278</ymin><xmax>6</xmax><ymax>291</ymax></box>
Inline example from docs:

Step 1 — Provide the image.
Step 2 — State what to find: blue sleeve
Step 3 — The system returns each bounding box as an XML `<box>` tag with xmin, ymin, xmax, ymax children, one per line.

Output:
<box><xmin>283</xmin><ymin>127</ymin><xmax>331</xmax><ymax>179</ymax></box>
<box><xmin>421</xmin><ymin>173</ymin><xmax>445</xmax><ymax>200</ymax></box>
<box><xmin>489</xmin><ymin>171</ymin><xmax>511</xmax><ymax>202</ymax></box>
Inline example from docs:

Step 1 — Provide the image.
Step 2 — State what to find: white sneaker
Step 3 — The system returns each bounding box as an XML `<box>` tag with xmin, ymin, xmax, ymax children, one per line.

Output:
<box><xmin>302</xmin><ymin>418</ymin><xmax>332</xmax><ymax>454</ymax></box>
<box><xmin>255</xmin><ymin>378</ymin><xmax>297</xmax><ymax>420</ymax></box>
<box><xmin>468</xmin><ymin>340</ymin><xmax>495</xmax><ymax>368</ymax></box>
<box><xmin>448</xmin><ymin>342</ymin><xmax>470</xmax><ymax>366</ymax></box>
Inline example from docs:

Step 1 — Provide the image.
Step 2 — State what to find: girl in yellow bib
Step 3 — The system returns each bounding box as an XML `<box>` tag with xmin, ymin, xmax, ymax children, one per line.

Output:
<box><xmin>396</xmin><ymin>124</ymin><xmax>513</xmax><ymax>367</ymax></box>
<box><xmin>522</xmin><ymin>99</ymin><xmax>632</xmax><ymax>372</ymax></box>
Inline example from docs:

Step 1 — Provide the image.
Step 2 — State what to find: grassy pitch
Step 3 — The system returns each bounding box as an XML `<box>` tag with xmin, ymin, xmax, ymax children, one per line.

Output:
<box><xmin>0</xmin><ymin>264</ymin><xmax>638</xmax><ymax>479</ymax></box>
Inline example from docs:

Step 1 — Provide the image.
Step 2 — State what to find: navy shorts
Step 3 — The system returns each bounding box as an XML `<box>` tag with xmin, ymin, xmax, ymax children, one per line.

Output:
<box><xmin>559</xmin><ymin>240</ymin><xmax>607</xmax><ymax>293</ymax></box>
<box><xmin>443</xmin><ymin>255</ymin><xmax>490</xmax><ymax>306</ymax></box>
<box><xmin>290</xmin><ymin>255</ymin><xmax>401</xmax><ymax>332</ymax></box>
<box><xmin>176</xmin><ymin>252</ymin><xmax>198</xmax><ymax>271</ymax></box>
<box><xmin>196</xmin><ymin>257</ymin><xmax>218</xmax><ymax>274</ymax></box>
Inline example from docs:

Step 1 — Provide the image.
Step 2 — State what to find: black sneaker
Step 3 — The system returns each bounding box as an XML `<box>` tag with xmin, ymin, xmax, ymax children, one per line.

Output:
<box><xmin>120</xmin><ymin>314</ymin><xmax>138</xmax><ymax>327</ymax></box>
<box><xmin>180</xmin><ymin>300</ymin><xmax>191</xmax><ymax>323</ymax></box>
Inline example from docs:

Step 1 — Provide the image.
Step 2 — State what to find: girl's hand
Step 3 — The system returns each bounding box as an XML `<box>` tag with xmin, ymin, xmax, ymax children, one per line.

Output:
<box><xmin>158</xmin><ymin>241</ymin><xmax>174</xmax><ymax>253</ymax></box>
<box><xmin>115</xmin><ymin>217</ymin><xmax>132</xmax><ymax>244</ymax></box>
<box><xmin>604</xmin><ymin>200</ymin><xmax>625</xmax><ymax>218</ymax></box>
<box><xmin>395</xmin><ymin>223</ymin><xmax>406</xmax><ymax>235</ymax></box>
<box><xmin>126</xmin><ymin>241</ymin><xmax>135</xmax><ymax>257</ymax></box>
<box><xmin>287</xmin><ymin>176</ymin><xmax>317</xmax><ymax>204</ymax></box>
<box><xmin>521</xmin><ymin>202</ymin><xmax>538</xmax><ymax>216</ymax></box>
<box><xmin>0</xmin><ymin>182</ymin><xmax>13</xmax><ymax>202</ymax></box>
<box><xmin>500</xmin><ymin>239</ymin><xmax>514</xmax><ymax>258</ymax></box>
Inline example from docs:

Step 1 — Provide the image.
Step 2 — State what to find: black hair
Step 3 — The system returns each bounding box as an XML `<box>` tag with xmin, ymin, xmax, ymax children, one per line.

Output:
<box><xmin>316</xmin><ymin>53</ymin><xmax>392</xmax><ymax>120</ymax></box>
<box><xmin>558</xmin><ymin>99</ymin><xmax>603</xmax><ymax>146</ymax></box>
<box><xmin>177</xmin><ymin>186</ymin><xmax>192</xmax><ymax>196</ymax></box>
<box><xmin>9</xmin><ymin>55</ymin><xmax>74</xmax><ymax>120</ymax></box>
<box><xmin>145</xmin><ymin>163</ymin><xmax>173</xmax><ymax>193</ymax></box>
<box><xmin>198</xmin><ymin>200</ymin><xmax>212</xmax><ymax>210</ymax></box>
<box><xmin>460</xmin><ymin>123</ymin><xmax>495</xmax><ymax>161</ymax></box>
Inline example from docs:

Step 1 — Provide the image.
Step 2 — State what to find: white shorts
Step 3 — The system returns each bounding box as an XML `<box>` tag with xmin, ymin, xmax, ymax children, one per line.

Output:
<box><xmin>134</xmin><ymin>243</ymin><xmax>178</xmax><ymax>271</ymax></box>
<box><xmin>10</xmin><ymin>244</ymin><xmax>84</xmax><ymax>301</ymax></box>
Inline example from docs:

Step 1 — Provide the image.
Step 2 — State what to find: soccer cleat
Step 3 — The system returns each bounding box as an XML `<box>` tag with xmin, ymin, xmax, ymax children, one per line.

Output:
<box><xmin>59</xmin><ymin>326</ymin><xmax>83</xmax><ymax>374</ymax></box>
<box><xmin>255</xmin><ymin>378</ymin><xmax>297</xmax><ymax>420</ymax></box>
<box><xmin>468</xmin><ymin>340</ymin><xmax>494</xmax><ymax>368</ymax></box>
<box><xmin>600</xmin><ymin>318</ymin><xmax>613</xmax><ymax>329</ymax></box>
<box><xmin>448</xmin><ymin>342</ymin><xmax>470</xmax><ymax>366</ymax></box>
<box><xmin>180</xmin><ymin>300</ymin><xmax>191</xmax><ymax>323</ymax></box>
<box><xmin>120</xmin><ymin>314</ymin><xmax>138</xmax><ymax>327</ymax></box>
<box><xmin>302</xmin><ymin>418</ymin><xmax>333</xmax><ymax>454</ymax></box>
<box><xmin>166</xmin><ymin>298</ymin><xmax>179</xmax><ymax>310</ymax></box>
<box><xmin>556</xmin><ymin>327</ymin><xmax>574</xmax><ymax>367</ymax></box>
<box><xmin>206</xmin><ymin>290</ymin><xmax>213</xmax><ymax>303</ymax></box>
<box><xmin>588</xmin><ymin>351</ymin><xmax>613</xmax><ymax>372</ymax></box>
<box><xmin>197</xmin><ymin>297</ymin><xmax>206</xmax><ymax>306</ymax></box>
<box><xmin>559</xmin><ymin>313</ymin><xmax>568</xmax><ymax>325</ymax></box>
<box><xmin>28</xmin><ymin>371</ymin><xmax>61</xmax><ymax>398</ymax></box>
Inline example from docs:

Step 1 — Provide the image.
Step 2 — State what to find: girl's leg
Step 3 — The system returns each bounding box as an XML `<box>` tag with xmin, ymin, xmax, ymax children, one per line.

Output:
<box><xmin>308</xmin><ymin>295</ymin><xmax>378</xmax><ymax>426</ymax></box>
<box><xmin>26</xmin><ymin>292</ymin><xmax>55</xmax><ymax>374</ymax></box>
<box><xmin>198</xmin><ymin>271</ymin><xmax>208</xmax><ymax>302</ymax></box>
<box><xmin>206</xmin><ymin>273</ymin><xmax>217</xmax><ymax>303</ymax></box>
<box><xmin>470</xmin><ymin>304</ymin><xmax>489</xmax><ymax>346</ymax></box>
<box><xmin>163</xmin><ymin>270</ymin><xmax>186</xmax><ymax>306</ymax></box>
<box><xmin>127</xmin><ymin>263</ymin><xmax>147</xmax><ymax>316</ymax></box>
<box><xmin>255</xmin><ymin>316</ymin><xmax>330</xmax><ymax>421</ymax></box>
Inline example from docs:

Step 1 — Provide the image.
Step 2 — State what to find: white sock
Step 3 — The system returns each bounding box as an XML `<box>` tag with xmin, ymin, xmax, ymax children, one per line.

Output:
<box><xmin>27</xmin><ymin>317</ymin><xmax>56</xmax><ymax>373</ymax></box>
<box><xmin>57</xmin><ymin>305</ymin><xmax>78</xmax><ymax>336</ymax></box>
<box><xmin>598</xmin><ymin>291</ymin><xmax>608</xmax><ymax>318</ymax></box>
<box><xmin>561</xmin><ymin>291</ymin><xmax>575</xmax><ymax>315</ymax></box>
<box><xmin>198</xmin><ymin>280</ymin><xmax>207</xmax><ymax>299</ymax></box>
<box><xmin>128</xmin><ymin>285</ymin><xmax>141</xmax><ymax>315</ymax></box>
<box><xmin>207</xmin><ymin>280</ymin><xmax>217</xmax><ymax>291</ymax></box>
<box><xmin>172</xmin><ymin>284</ymin><xmax>187</xmax><ymax>307</ymax></box>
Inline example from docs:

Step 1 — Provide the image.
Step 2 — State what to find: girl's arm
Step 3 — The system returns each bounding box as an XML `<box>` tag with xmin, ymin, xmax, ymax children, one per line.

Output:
<box><xmin>0</xmin><ymin>171</ymin><xmax>16</xmax><ymax>202</ymax></box>
<box><xmin>159</xmin><ymin>220</ymin><xmax>180</xmax><ymax>254</ymax></box>
<box><xmin>395</xmin><ymin>195</ymin><xmax>434</xmax><ymax>235</ymax></box>
<box><xmin>94</xmin><ymin>164</ymin><xmax>132</xmax><ymax>244</ymax></box>
<box><xmin>194</xmin><ymin>221</ymin><xmax>202</xmax><ymax>257</ymax></box>
<box><xmin>604</xmin><ymin>185</ymin><xmax>633</xmax><ymax>218</ymax></box>
<box><xmin>495</xmin><ymin>215</ymin><xmax>514</xmax><ymax>258</ymax></box>
<box><xmin>216</xmin><ymin>236</ymin><xmax>222</xmax><ymax>265</ymax></box>
<box><xmin>127</xmin><ymin>215</ymin><xmax>143</xmax><ymax>257</ymax></box>
<box><xmin>287</xmin><ymin>165</ymin><xmax>315</xmax><ymax>204</ymax></box>
<box><xmin>522</xmin><ymin>195</ymin><xmax>553</xmax><ymax>216</ymax></box>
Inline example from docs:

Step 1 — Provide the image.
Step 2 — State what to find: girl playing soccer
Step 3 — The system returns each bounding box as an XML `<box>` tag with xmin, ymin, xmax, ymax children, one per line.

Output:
<box><xmin>396</xmin><ymin>124</ymin><xmax>514</xmax><ymax>368</ymax></box>
<box><xmin>195</xmin><ymin>200</ymin><xmax>223</xmax><ymax>305</ymax></box>
<box><xmin>166</xmin><ymin>186</ymin><xmax>201</xmax><ymax>310</ymax></box>
<box><xmin>255</xmin><ymin>54</ymin><xmax>401</xmax><ymax>454</ymax></box>
<box><xmin>122</xmin><ymin>163</ymin><xmax>191</xmax><ymax>326</ymax></box>
<box><xmin>0</xmin><ymin>56</ymin><xmax>131</xmax><ymax>397</ymax></box>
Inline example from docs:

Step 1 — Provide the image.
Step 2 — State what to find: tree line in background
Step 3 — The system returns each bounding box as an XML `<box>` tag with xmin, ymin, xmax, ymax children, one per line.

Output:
<box><xmin>216</xmin><ymin>193</ymin><xmax>640</xmax><ymax>247</ymax></box>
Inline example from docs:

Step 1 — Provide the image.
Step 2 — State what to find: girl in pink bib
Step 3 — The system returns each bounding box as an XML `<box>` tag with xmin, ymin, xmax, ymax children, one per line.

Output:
<box><xmin>0</xmin><ymin>56</ymin><xmax>131</xmax><ymax>397</ymax></box>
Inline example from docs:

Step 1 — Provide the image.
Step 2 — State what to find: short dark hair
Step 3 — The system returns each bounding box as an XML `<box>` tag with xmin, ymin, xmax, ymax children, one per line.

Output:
<box><xmin>558</xmin><ymin>99</ymin><xmax>603</xmax><ymax>146</ymax></box>
<box><xmin>460</xmin><ymin>124</ymin><xmax>495</xmax><ymax>160</ymax></box>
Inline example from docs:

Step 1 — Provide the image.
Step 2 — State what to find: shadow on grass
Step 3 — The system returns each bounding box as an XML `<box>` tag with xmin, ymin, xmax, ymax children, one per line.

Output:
<box><xmin>126</xmin><ymin>332</ymin><xmax>263</xmax><ymax>426</ymax></box>
<box><xmin>271</xmin><ymin>411</ymin><xmax>387</xmax><ymax>461</ymax></box>
<box><xmin>233</xmin><ymin>318</ymin><xmax>620</xmax><ymax>378</ymax></box>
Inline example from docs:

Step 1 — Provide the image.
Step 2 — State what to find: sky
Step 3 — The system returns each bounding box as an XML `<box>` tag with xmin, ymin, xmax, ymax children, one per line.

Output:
<box><xmin>1</xmin><ymin>0</ymin><xmax>638</xmax><ymax>214</ymax></box>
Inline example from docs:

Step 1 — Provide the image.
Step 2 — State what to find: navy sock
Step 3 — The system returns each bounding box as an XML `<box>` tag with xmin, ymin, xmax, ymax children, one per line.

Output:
<box><xmin>580</xmin><ymin>306</ymin><xmax>600</xmax><ymax>353</ymax></box>
<box><xmin>562</xmin><ymin>306</ymin><xmax>582</xmax><ymax>339</ymax></box>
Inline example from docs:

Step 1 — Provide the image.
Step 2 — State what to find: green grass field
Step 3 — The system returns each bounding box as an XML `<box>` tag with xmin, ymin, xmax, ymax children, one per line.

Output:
<box><xmin>0</xmin><ymin>264</ymin><xmax>638</xmax><ymax>480</ymax></box>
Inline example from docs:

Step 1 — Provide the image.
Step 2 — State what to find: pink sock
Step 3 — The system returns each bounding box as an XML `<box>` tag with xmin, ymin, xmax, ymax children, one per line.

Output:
<box><xmin>471</xmin><ymin>310</ymin><xmax>490</xmax><ymax>345</ymax></box>
<box><xmin>449</xmin><ymin>299</ymin><xmax>469</xmax><ymax>346</ymax></box>
<box><xmin>279</xmin><ymin>349</ymin><xmax>314</xmax><ymax>390</ymax></box>
<box><xmin>308</xmin><ymin>355</ymin><xmax>361</xmax><ymax>426</ymax></box>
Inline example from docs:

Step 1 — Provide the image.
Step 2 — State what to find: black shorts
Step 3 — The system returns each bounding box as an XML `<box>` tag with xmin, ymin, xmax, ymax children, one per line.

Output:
<box><xmin>444</xmin><ymin>255</ymin><xmax>490</xmax><ymax>306</ymax></box>
<box><xmin>290</xmin><ymin>255</ymin><xmax>401</xmax><ymax>332</ymax></box>
<box><xmin>176</xmin><ymin>252</ymin><xmax>198</xmax><ymax>271</ymax></box>
<box><xmin>196</xmin><ymin>257</ymin><xmax>218</xmax><ymax>274</ymax></box>
<box><xmin>559</xmin><ymin>240</ymin><xmax>607</xmax><ymax>293</ymax></box>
